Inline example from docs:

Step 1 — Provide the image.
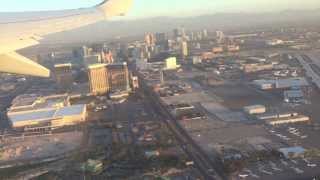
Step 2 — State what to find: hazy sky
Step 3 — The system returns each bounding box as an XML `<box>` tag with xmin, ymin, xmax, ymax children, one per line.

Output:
<box><xmin>1</xmin><ymin>0</ymin><xmax>320</xmax><ymax>18</ymax></box>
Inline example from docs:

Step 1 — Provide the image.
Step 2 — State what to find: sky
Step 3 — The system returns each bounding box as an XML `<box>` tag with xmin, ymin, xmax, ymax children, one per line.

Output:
<box><xmin>1</xmin><ymin>0</ymin><xmax>320</xmax><ymax>19</ymax></box>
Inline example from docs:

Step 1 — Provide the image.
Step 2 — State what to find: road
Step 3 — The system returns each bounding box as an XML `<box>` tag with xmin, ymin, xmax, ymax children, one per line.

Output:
<box><xmin>138</xmin><ymin>75</ymin><xmax>226</xmax><ymax>180</ymax></box>
<box><xmin>296</xmin><ymin>54</ymin><xmax>320</xmax><ymax>89</ymax></box>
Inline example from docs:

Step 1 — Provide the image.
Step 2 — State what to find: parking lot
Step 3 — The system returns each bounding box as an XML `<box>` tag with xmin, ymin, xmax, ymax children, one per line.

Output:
<box><xmin>236</xmin><ymin>156</ymin><xmax>320</xmax><ymax>180</ymax></box>
<box><xmin>232</xmin><ymin>123</ymin><xmax>320</xmax><ymax>180</ymax></box>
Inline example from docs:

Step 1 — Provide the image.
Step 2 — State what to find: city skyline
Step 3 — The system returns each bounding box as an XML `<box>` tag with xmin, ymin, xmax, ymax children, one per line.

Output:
<box><xmin>1</xmin><ymin>0</ymin><xmax>320</xmax><ymax>179</ymax></box>
<box><xmin>1</xmin><ymin>0</ymin><xmax>320</xmax><ymax>19</ymax></box>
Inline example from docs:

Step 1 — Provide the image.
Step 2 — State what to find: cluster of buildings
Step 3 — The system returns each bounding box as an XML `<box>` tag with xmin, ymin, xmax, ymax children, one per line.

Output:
<box><xmin>52</xmin><ymin>42</ymin><xmax>140</xmax><ymax>96</ymax></box>
<box><xmin>88</xmin><ymin>62</ymin><xmax>131</xmax><ymax>95</ymax></box>
<box><xmin>76</xmin><ymin>45</ymin><xmax>115</xmax><ymax>66</ymax></box>
<box><xmin>6</xmin><ymin>42</ymin><xmax>141</xmax><ymax>131</ymax></box>
<box><xmin>243</xmin><ymin>105</ymin><xmax>310</xmax><ymax>126</ymax></box>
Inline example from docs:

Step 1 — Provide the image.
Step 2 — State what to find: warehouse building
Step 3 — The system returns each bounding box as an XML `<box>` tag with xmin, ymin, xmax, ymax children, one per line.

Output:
<box><xmin>243</xmin><ymin>105</ymin><xmax>266</xmax><ymax>115</ymax></box>
<box><xmin>279</xmin><ymin>147</ymin><xmax>306</xmax><ymax>159</ymax></box>
<box><xmin>7</xmin><ymin>94</ymin><xmax>87</xmax><ymax>130</ymax></box>
<box><xmin>253</xmin><ymin>77</ymin><xmax>309</xmax><ymax>90</ymax></box>
<box><xmin>284</xmin><ymin>90</ymin><xmax>305</xmax><ymax>103</ymax></box>
<box><xmin>257</xmin><ymin>112</ymin><xmax>298</xmax><ymax>120</ymax></box>
<box><xmin>266</xmin><ymin>115</ymin><xmax>310</xmax><ymax>126</ymax></box>
<box><xmin>243</xmin><ymin>63</ymin><xmax>273</xmax><ymax>73</ymax></box>
<box><xmin>256</xmin><ymin>112</ymin><xmax>310</xmax><ymax>125</ymax></box>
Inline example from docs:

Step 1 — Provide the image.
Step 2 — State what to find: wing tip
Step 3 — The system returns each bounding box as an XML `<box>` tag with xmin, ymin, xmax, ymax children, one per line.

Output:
<box><xmin>0</xmin><ymin>52</ymin><xmax>51</xmax><ymax>78</ymax></box>
<box><xmin>97</xmin><ymin>0</ymin><xmax>133</xmax><ymax>17</ymax></box>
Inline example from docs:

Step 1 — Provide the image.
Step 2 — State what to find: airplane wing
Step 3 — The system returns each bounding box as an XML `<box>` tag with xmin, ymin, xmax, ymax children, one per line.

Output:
<box><xmin>0</xmin><ymin>0</ymin><xmax>133</xmax><ymax>77</ymax></box>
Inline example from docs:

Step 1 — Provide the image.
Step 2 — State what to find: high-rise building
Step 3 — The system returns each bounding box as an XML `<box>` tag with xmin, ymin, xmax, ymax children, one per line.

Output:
<box><xmin>54</xmin><ymin>63</ymin><xmax>73</xmax><ymax>90</ymax></box>
<box><xmin>88</xmin><ymin>64</ymin><xmax>110</xmax><ymax>95</ymax></box>
<box><xmin>101</xmin><ymin>49</ymin><xmax>114</xmax><ymax>64</ymax></box>
<box><xmin>197</xmin><ymin>31</ymin><xmax>203</xmax><ymax>41</ymax></box>
<box><xmin>81</xmin><ymin>46</ymin><xmax>92</xmax><ymax>57</ymax></box>
<box><xmin>191</xmin><ymin>32</ymin><xmax>195</xmax><ymax>41</ymax></box>
<box><xmin>203</xmin><ymin>29</ymin><xmax>208</xmax><ymax>39</ymax></box>
<box><xmin>216</xmin><ymin>31</ymin><xmax>225</xmax><ymax>44</ymax></box>
<box><xmin>145</xmin><ymin>33</ymin><xmax>156</xmax><ymax>47</ymax></box>
<box><xmin>107</xmin><ymin>62</ymin><xmax>130</xmax><ymax>92</ymax></box>
<box><xmin>181</xmin><ymin>27</ymin><xmax>186</xmax><ymax>40</ymax></box>
<box><xmin>130</xmin><ymin>76</ymin><xmax>139</xmax><ymax>90</ymax></box>
<box><xmin>180</xmin><ymin>41</ymin><xmax>189</xmax><ymax>58</ymax></box>
<box><xmin>155</xmin><ymin>33</ymin><xmax>167</xmax><ymax>43</ymax></box>
<box><xmin>155</xmin><ymin>32</ymin><xmax>169</xmax><ymax>51</ymax></box>
<box><xmin>173</xmin><ymin>29</ymin><xmax>181</xmax><ymax>39</ymax></box>
<box><xmin>84</xmin><ymin>54</ymin><xmax>102</xmax><ymax>67</ymax></box>
<box><xmin>174</xmin><ymin>27</ymin><xmax>187</xmax><ymax>40</ymax></box>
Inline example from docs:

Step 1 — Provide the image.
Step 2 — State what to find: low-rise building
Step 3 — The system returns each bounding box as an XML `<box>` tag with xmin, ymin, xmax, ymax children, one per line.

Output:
<box><xmin>212</xmin><ymin>47</ymin><xmax>224</xmax><ymax>54</ymax></box>
<box><xmin>243</xmin><ymin>105</ymin><xmax>266</xmax><ymax>115</ymax></box>
<box><xmin>192</xmin><ymin>56</ymin><xmax>202</xmax><ymax>64</ymax></box>
<box><xmin>284</xmin><ymin>90</ymin><xmax>304</xmax><ymax>103</ymax></box>
<box><xmin>279</xmin><ymin>147</ymin><xmax>306</xmax><ymax>159</ymax></box>
<box><xmin>258</xmin><ymin>112</ymin><xmax>310</xmax><ymax>125</ymax></box>
<box><xmin>266</xmin><ymin>115</ymin><xmax>310</xmax><ymax>125</ymax></box>
<box><xmin>253</xmin><ymin>78</ymin><xmax>309</xmax><ymax>90</ymax></box>
<box><xmin>227</xmin><ymin>45</ymin><xmax>240</xmax><ymax>52</ymax></box>
<box><xmin>170</xmin><ymin>103</ymin><xmax>195</xmax><ymax>116</ymax></box>
<box><xmin>165</xmin><ymin>57</ymin><xmax>180</xmax><ymax>70</ymax></box>
<box><xmin>243</xmin><ymin>63</ymin><xmax>273</xmax><ymax>73</ymax></box>
<box><xmin>257</xmin><ymin>112</ymin><xmax>299</xmax><ymax>120</ymax></box>
<box><xmin>7</xmin><ymin>94</ymin><xmax>87</xmax><ymax>130</ymax></box>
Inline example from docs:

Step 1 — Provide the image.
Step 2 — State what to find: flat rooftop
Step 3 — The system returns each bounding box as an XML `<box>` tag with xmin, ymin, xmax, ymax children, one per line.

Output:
<box><xmin>8</xmin><ymin>104</ymin><xmax>86</xmax><ymax>124</ymax></box>
<box><xmin>253</xmin><ymin>77</ymin><xmax>309</xmax><ymax>88</ymax></box>
<box><xmin>10</xmin><ymin>109</ymin><xmax>57</xmax><ymax>123</ymax></box>
<box><xmin>9</xmin><ymin>94</ymin><xmax>69</xmax><ymax>112</ymax></box>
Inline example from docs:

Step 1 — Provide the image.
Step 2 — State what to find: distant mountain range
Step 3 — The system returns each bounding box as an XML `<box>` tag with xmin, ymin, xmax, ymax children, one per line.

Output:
<box><xmin>41</xmin><ymin>9</ymin><xmax>320</xmax><ymax>44</ymax></box>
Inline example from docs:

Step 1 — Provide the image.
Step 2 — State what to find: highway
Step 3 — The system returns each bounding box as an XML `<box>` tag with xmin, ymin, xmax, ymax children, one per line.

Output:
<box><xmin>138</xmin><ymin>76</ymin><xmax>226</xmax><ymax>180</ymax></box>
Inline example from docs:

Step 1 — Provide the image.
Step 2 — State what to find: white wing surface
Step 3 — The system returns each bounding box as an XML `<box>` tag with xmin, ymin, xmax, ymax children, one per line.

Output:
<box><xmin>0</xmin><ymin>0</ymin><xmax>133</xmax><ymax>77</ymax></box>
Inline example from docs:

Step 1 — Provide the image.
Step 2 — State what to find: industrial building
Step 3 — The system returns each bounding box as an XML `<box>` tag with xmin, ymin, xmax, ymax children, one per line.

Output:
<box><xmin>284</xmin><ymin>90</ymin><xmax>305</xmax><ymax>103</ymax></box>
<box><xmin>279</xmin><ymin>147</ymin><xmax>306</xmax><ymax>159</ymax></box>
<box><xmin>253</xmin><ymin>77</ymin><xmax>309</xmax><ymax>90</ymax></box>
<box><xmin>257</xmin><ymin>112</ymin><xmax>298</xmax><ymax>120</ymax></box>
<box><xmin>243</xmin><ymin>63</ymin><xmax>273</xmax><ymax>73</ymax></box>
<box><xmin>266</xmin><ymin>115</ymin><xmax>310</xmax><ymax>125</ymax></box>
<box><xmin>170</xmin><ymin>103</ymin><xmax>195</xmax><ymax>116</ymax></box>
<box><xmin>256</xmin><ymin>112</ymin><xmax>310</xmax><ymax>125</ymax></box>
<box><xmin>243</xmin><ymin>105</ymin><xmax>266</xmax><ymax>115</ymax></box>
<box><xmin>7</xmin><ymin>94</ymin><xmax>87</xmax><ymax>130</ymax></box>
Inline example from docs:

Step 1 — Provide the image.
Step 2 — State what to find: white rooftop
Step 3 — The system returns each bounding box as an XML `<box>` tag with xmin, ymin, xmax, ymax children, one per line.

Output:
<box><xmin>9</xmin><ymin>104</ymin><xmax>86</xmax><ymax>124</ymax></box>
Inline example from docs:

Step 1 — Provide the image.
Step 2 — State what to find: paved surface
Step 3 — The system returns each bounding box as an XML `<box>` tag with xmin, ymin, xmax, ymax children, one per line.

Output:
<box><xmin>139</xmin><ymin>76</ymin><xmax>226</xmax><ymax>180</ymax></box>
<box><xmin>296</xmin><ymin>54</ymin><xmax>320</xmax><ymax>89</ymax></box>
<box><xmin>201</xmin><ymin>102</ymin><xmax>247</xmax><ymax>122</ymax></box>
<box><xmin>0</xmin><ymin>131</ymin><xmax>83</xmax><ymax>164</ymax></box>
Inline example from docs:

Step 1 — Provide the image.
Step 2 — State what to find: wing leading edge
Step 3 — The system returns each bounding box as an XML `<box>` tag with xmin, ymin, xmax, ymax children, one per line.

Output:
<box><xmin>0</xmin><ymin>0</ymin><xmax>133</xmax><ymax>77</ymax></box>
